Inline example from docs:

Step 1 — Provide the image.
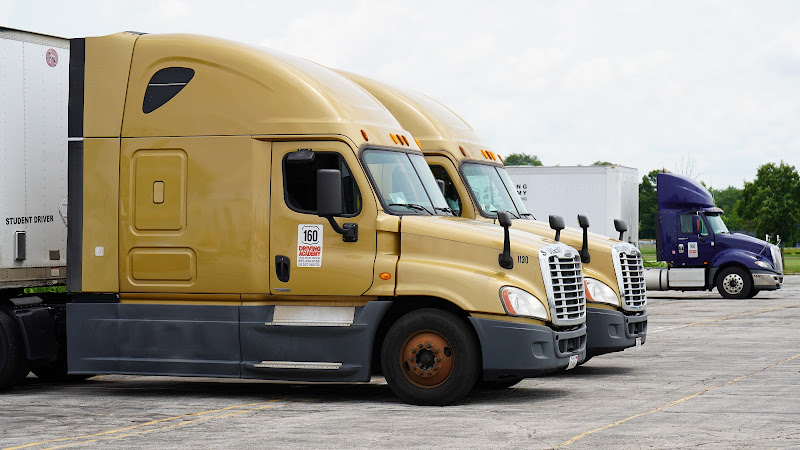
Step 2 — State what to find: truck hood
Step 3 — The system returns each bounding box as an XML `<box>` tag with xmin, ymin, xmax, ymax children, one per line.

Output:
<box><xmin>715</xmin><ymin>233</ymin><xmax>770</xmax><ymax>256</ymax></box>
<box><xmin>400</xmin><ymin>215</ymin><xmax>559</xmax><ymax>253</ymax></box>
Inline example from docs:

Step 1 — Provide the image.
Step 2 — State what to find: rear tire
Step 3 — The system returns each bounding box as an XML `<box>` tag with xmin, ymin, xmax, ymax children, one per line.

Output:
<box><xmin>0</xmin><ymin>309</ymin><xmax>27</xmax><ymax>391</ymax></box>
<box><xmin>716</xmin><ymin>267</ymin><xmax>752</xmax><ymax>299</ymax></box>
<box><xmin>381</xmin><ymin>309</ymin><xmax>479</xmax><ymax>406</ymax></box>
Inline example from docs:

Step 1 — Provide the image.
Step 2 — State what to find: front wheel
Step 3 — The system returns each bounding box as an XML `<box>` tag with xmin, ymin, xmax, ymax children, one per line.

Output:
<box><xmin>716</xmin><ymin>267</ymin><xmax>753</xmax><ymax>299</ymax></box>
<box><xmin>381</xmin><ymin>309</ymin><xmax>479</xmax><ymax>406</ymax></box>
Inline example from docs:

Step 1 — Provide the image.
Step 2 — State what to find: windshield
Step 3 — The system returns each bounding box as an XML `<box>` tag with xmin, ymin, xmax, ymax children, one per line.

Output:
<box><xmin>705</xmin><ymin>213</ymin><xmax>729</xmax><ymax>234</ymax></box>
<box><xmin>462</xmin><ymin>163</ymin><xmax>528</xmax><ymax>218</ymax></box>
<box><xmin>362</xmin><ymin>150</ymin><xmax>451</xmax><ymax>215</ymax></box>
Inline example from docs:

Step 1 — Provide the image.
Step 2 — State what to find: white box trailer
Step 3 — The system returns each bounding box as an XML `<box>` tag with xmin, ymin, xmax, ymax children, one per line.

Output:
<box><xmin>0</xmin><ymin>28</ymin><xmax>68</xmax><ymax>289</ymax></box>
<box><xmin>505</xmin><ymin>165</ymin><xmax>639</xmax><ymax>244</ymax></box>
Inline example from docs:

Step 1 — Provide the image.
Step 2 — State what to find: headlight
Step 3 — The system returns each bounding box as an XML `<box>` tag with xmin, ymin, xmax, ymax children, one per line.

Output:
<box><xmin>754</xmin><ymin>260</ymin><xmax>774</xmax><ymax>270</ymax></box>
<box><xmin>499</xmin><ymin>286</ymin><xmax>548</xmax><ymax>320</ymax></box>
<box><xmin>584</xmin><ymin>278</ymin><xmax>620</xmax><ymax>306</ymax></box>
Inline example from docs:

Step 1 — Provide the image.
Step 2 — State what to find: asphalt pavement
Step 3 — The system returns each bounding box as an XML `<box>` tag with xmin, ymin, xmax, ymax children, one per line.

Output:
<box><xmin>1</xmin><ymin>277</ymin><xmax>798</xmax><ymax>449</ymax></box>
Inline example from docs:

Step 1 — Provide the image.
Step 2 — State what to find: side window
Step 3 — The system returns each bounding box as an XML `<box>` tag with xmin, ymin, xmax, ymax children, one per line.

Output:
<box><xmin>429</xmin><ymin>165</ymin><xmax>462</xmax><ymax>216</ymax></box>
<box><xmin>680</xmin><ymin>214</ymin><xmax>709</xmax><ymax>235</ymax></box>
<box><xmin>143</xmin><ymin>67</ymin><xmax>195</xmax><ymax>114</ymax></box>
<box><xmin>284</xmin><ymin>152</ymin><xmax>361</xmax><ymax>216</ymax></box>
<box><xmin>679</xmin><ymin>215</ymin><xmax>693</xmax><ymax>234</ymax></box>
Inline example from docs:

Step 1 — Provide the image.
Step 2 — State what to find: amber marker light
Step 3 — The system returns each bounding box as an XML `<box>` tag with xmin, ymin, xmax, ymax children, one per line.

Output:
<box><xmin>415</xmin><ymin>138</ymin><xmax>421</xmax><ymax>149</ymax></box>
<box><xmin>380</xmin><ymin>272</ymin><xmax>392</xmax><ymax>280</ymax></box>
<box><xmin>460</xmin><ymin>146</ymin><xmax>467</xmax><ymax>156</ymax></box>
<box><xmin>390</xmin><ymin>133</ymin><xmax>398</xmax><ymax>144</ymax></box>
<box><xmin>361</xmin><ymin>129</ymin><xmax>369</xmax><ymax>141</ymax></box>
<box><xmin>481</xmin><ymin>149</ymin><xmax>488</xmax><ymax>159</ymax></box>
<box><xmin>498</xmin><ymin>155</ymin><xmax>503</xmax><ymax>163</ymax></box>
<box><xmin>402</xmin><ymin>135</ymin><xmax>410</xmax><ymax>146</ymax></box>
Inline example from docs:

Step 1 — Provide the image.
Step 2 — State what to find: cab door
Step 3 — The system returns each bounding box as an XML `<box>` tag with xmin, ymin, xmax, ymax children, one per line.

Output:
<box><xmin>269</xmin><ymin>141</ymin><xmax>377</xmax><ymax>296</ymax></box>
<box><xmin>675</xmin><ymin>213</ymin><xmax>714</xmax><ymax>267</ymax></box>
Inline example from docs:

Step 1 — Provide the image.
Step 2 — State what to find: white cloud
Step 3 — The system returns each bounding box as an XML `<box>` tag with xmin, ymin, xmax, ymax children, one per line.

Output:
<box><xmin>4</xmin><ymin>0</ymin><xmax>800</xmax><ymax>187</ymax></box>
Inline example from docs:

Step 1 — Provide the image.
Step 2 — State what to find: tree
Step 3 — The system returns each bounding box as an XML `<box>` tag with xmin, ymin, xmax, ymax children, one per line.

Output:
<box><xmin>591</xmin><ymin>161</ymin><xmax>616</xmax><ymax>166</ymax></box>
<box><xmin>710</xmin><ymin>186</ymin><xmax>747</xmax><ymax>231</ymax></box>
<box><xmin>503</xmin><ymin>153</ymin><xmax>543</xmax><ymax>166</ymax></box>
<box><xmin>736</xmin><ymin>162</ymin><xmax>800</xmax><ymax>246</ymax></box>
<box><xmin>638</xmin><ymin>169</ymin><xmax>662</xmax><ymax>239</ymax></box>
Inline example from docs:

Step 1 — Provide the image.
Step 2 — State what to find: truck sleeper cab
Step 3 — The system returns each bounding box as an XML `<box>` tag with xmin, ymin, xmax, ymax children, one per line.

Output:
<box><xmin>645</xmin><ymin>172</ymin><xmax>783</xmax><ymax>299</ymax></box>
<box><xmin>336</xmin><ymin>71</ymin><xmax>646</xmax><ymax>363</ymax></box>
<box><xmin>0</xmin><ymin>31</ymin><xmax>585</xmax><ymax>404</ymax></box>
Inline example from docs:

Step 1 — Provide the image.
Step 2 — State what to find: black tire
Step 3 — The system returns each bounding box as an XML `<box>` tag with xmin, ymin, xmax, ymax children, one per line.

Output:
<box><xmin>0</xmin><ymin>309</ymin><xmax>28</xmax><ymax>391</ymax></box>
<box><xmin>475</xmin><ymin>377</ymin><xmax>523</xmax><ymax>389</ymax></box>
<box><xmin>381</xmin><ymin>309</ymin><xmax>479</xmax><ymax>406</ymax></box>
<box><xmin>744</xmin><ymin>286</ymin><xmax>759</xmax><ymax>299</ymax></box>
<box><xmin>716</xmin><ymin>267</ymin><xmax>753</xmax><ymax>299</ymax></box>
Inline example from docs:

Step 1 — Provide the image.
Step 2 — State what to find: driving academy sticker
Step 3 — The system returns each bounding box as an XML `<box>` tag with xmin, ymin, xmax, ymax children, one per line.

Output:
<box><xmin>297</xmin><ymin>224</ymin><xmax>323</xmax><ymax>267</ymax></box>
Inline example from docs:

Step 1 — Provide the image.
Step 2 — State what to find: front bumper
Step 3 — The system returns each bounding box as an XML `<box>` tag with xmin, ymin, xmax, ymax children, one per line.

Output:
<box><xmin>586</xmin><ymin>307</ymin><xmax>647</xmax><ymax>358</ymax></box>
<box><xmin>468</xmin><ymin>317</ymin><xmax>586</xmax><ymax>381</ymax></box>
<box><xmin>752</xmin><ymin>270</ymin><xmax>783</xmax><ymax>290</ymax></box>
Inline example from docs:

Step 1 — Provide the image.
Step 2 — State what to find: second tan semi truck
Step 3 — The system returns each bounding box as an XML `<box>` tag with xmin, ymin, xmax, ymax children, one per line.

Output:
<box><xmin>0</xmin><ymin>30</ymin><xmax>587</xmax><ymax>405</ymax></box>
<box><xmin>339</xmin><ymin>72</ymin><xmax>647</xmax><ymax>366</ymax></box>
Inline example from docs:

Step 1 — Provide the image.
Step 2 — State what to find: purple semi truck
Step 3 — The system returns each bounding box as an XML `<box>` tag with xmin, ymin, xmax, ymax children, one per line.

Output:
<box><xmin>644</xmin><ymin>173</ymin><xmax>783</xmax><ymax>299</ymax></box>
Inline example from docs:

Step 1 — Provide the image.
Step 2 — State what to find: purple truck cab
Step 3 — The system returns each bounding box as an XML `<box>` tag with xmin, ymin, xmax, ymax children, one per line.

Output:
<box><xmin>645</xmin><ymin>173</ymin><xmax>783</xmax><ymax>298</ymax></box>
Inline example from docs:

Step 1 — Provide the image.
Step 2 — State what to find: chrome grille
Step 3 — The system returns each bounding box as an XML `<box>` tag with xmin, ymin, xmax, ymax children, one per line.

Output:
<box><xmin>539</xmin><ymin>244</ymin><xmax>586</xmax><ymax>326</ymax></box>
<box><xmin>612</xmin><ymin>243</ymin><xmax>647</xmax><ymax>311</ymax></box>
<box><xmin>770</xmin><ymin>245</ymin><xmax>784</xmax><ymax>274</ymax></box>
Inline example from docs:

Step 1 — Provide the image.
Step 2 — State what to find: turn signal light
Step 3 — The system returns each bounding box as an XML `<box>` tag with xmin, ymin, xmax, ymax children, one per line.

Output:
<box><xmin>379</xmin><ymin>272</ymin><xmax>392</xmax><ymax>280</ymax></box>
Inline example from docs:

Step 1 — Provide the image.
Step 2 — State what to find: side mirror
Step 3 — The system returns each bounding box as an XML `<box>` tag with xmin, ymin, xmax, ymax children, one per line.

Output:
<box><xmin>549</xmin><ymin>215</ymin><xmax>565</xmax><ymax>242</ymax></box>
<box><xmin>436</xmin><ymin>179</ymin><xmax>446</xmax><ymax>196</ymax></box>
<box><xmin>577</xmin><ymin>214</ymin><xmax>590</xmax><ymax>229</ymax></box>
<box><xmin>577</xmin><ymin>214</ymin><xmax>590</xmax><ymax>263</ymax></box>
<box><xmin>614</xmin><ymin>219</ymin><xmax>627</xmax><ymax>241</ymax></box>
<box><xmin>497</xmin><ymin>210</ymin><xmax>513</xmax><ymax>228</ymax></box>
<box><xmin>496</xmin><ymin>211</ymin><xmax>513</xmax><ymax>269</ymax></box>
<box><xmin>317</xmin><ymin>169</ymin><xmax>343</xmax><ymax>217</ymax></box>
<box><xmin>692</xmin><ymin>216</ymin><xmax>702</xmax><ymax>235</ymax></box>
<box><xmin>286</xmin><ymin>148</ymin><xmax>315</xmax><ymax>164</ymax></box>
<box><xmin>317</xmin><ymin>169</ymin><xmax>357</xmax><ymax>242</ymax></box>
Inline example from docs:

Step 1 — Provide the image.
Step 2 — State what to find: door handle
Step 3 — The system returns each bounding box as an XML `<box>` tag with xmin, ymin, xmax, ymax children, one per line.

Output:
<box><xmin>276</xmin><ymin>255</ymin><xmax>290</xmax><ymax>282</ymax></box>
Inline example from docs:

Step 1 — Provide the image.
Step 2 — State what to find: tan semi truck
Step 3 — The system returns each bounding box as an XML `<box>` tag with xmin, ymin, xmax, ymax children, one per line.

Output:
<box><xmin>0</xmin><ymin>31</ymin><xmax>588</xmax><ymax>405</ymax></box>
<box><xmin>338</xmin><ymin>72</ymin><xmax>647</xmax><ymax>364</ymax></box>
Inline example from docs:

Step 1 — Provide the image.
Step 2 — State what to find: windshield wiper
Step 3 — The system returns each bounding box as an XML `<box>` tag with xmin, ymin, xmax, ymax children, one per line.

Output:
<box><xmin>434</xmin><ymin>207</ymin><xmax>455</xmax><ymax>216</ymax></box>
<box><xmin>389</xmin><ymin>203</ymin><xmax>433</xmax><ymax>215</ymax></box>
<box><xmin>518</xmin><ymin>212</ymin><xmax>535</xmax><ymax>219</ymax></box>
<box><xmin>490</xmin><ymin>209</ymin><xmax>521</xmax><ymax>219</ymax></box>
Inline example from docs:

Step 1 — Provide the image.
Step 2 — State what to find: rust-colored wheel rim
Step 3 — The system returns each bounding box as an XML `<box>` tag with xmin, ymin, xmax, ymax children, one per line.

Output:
<box><xmin>399</xmin><ymin>330</ymin><xmax>454</xmax><ymax>388</ymax></box>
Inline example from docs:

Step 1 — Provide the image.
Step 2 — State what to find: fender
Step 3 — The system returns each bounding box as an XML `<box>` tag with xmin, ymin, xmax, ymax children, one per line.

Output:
<box><xmin>9</xmin><ymin>297</ymin><xmax>59</xmax><ymax>360</ymax></box>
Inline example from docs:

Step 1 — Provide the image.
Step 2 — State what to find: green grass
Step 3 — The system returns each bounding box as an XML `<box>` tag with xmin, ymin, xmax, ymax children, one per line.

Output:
<box><xmin>638</xmin><ymin>244</ymin><xmax>799</xmax><ymax>274</ymax></box>
<box><xmin>23</xmin><ymin>286</ymin><xmax>66</xmax><ymax>294</ymax></box>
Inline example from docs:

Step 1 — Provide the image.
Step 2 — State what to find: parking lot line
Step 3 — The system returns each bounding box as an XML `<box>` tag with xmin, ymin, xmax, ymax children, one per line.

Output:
<box><xmin>4</xmin><ymin>398</ymin><xmax>292</xmax><ymax>450</ymax></box>
<box><xmin>650</xmin><ymin>303</ymin><xmax>799</xmax><ymax>333</ymax></box>
<box><xmin>557</xmin><ymin>352</ymin><xmax>800</xmax><ymax>447</ymax></box>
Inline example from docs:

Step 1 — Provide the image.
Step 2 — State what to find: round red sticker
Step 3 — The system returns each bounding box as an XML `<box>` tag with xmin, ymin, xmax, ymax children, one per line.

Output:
<box><xmin>46</xmin><ymin>48</ymin><xmax>58</xmax><ymax>67</ymax></box>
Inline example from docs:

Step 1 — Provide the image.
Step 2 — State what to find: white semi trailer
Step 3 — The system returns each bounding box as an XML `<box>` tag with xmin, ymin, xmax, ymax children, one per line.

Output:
<box><xmin>0</xmin><ymin>28</ymin><xmax>68</xmax><ymax>291</ymax></box>
<box><xmin>505</xmin><ymin>165</ymin><xmax>639</xmax><ymax>244</ymax></box>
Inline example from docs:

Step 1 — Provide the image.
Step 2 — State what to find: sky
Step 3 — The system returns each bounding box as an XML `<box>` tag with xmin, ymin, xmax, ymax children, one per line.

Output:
<box><xmin>3</xmin><ymin>0</ymin><xmax>799</xmax><ymax>189</ymax></box>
